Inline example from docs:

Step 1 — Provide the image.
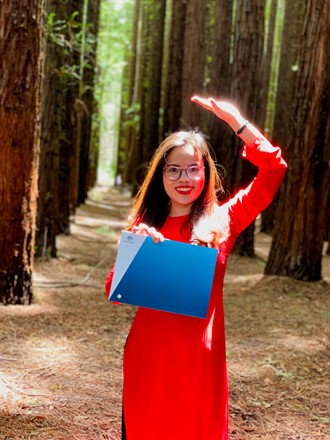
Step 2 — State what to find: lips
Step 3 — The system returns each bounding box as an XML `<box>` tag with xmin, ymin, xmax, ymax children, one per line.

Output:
<box><xmin>175</xmin><ymin>186</ymin><xmax>194</xmax><ymax>195</ymax></box>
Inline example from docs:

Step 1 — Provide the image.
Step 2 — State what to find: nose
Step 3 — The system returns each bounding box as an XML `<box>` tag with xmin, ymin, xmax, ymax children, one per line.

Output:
<box><xmin>178</xmin><ymin>169</ymin><xmax>190</xmax><ymax>181</ymax></box>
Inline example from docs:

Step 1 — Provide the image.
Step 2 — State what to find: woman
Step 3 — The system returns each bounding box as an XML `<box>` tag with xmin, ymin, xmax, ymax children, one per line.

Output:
<box><xmin>105</xmin><ymin>96</ymin><xmax>287</xmax><ymax>440</ymax></box>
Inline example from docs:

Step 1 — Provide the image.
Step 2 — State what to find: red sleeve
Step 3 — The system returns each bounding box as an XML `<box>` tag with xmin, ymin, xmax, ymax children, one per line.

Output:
<box><xmin>226</xmin><ymin>137</ymin><xmax>287</xmax><ymax>236</ymax></box>
<box><xmin>105</xmin><ymin>266</ymin><xmax>115</xmax><ymax>299</ymax></box>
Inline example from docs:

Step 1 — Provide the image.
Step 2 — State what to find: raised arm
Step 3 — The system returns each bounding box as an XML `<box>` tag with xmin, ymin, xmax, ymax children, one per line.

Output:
<box><xmin>192</xmin><ymin>96</ymin><xmax>288</xmax><ymax>237</ymax></box>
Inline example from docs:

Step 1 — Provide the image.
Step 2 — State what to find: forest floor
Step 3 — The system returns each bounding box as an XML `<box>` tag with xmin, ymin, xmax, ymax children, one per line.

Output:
<box><xmin>0</xmin><ymin>186</ymin><xmax>329</xmax><ymax>440</ymax></box>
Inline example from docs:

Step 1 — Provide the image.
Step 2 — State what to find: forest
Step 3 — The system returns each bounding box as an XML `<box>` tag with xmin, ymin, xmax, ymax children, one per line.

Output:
<box><xmin>0</xmin><ymin>0</ymin><xmax>330</xmax><ymax>304</ymax></box>
<box><xmin>0</xmin><ymin>0</ymin><xmax>329</xmax><ymax>439</ymax></box>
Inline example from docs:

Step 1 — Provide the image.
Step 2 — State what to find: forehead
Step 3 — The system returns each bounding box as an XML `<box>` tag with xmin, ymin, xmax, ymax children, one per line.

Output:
<box><xmin>166</xmin><ymin>144</ymin><xmax>204</xmax><ymax>164</ymax></box>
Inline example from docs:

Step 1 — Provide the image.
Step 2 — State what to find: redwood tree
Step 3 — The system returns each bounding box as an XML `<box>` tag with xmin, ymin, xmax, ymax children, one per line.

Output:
<box><xmin>36</xmin><ymin>0</ymin><xmax>65</xmax><ymax>258</ymax></box>
<box><xmin>208</xmin><ymin>0</ymin><xmax>268</xmax><ymax>256</ymax></box>
<box><xmin>261</xmin><ymin>0</ymin><xmax>304</xmax><ymax>234</ymax></box>
<box><xmin>123</xmin><ymin>0</ymin><xmax>145</xmax><ymax>188</ymax></box>
<box><xmin>0</xmin><ymin>0</ymin><xmax>45</xmax><ymax>303</ymax></box>
<box><xmin>139</xmin><ymin>0</ymin><xmax>167</xmax><ymax>162</ymax></box>
<box><xmin>162</xmin><ymin>0</ymin><xmax>188</xmax><ymax>136</ymax></box>
<box><xmin>180</xmin><ymin>0</ymin><xmax>209</xmax><ymax>129</ymax></box>
<box><xmin>265</xmin><ymin>0</ymin><xmax>330</xmax><ymax>280</ymax></box>
<box><xmin>78</xmin><ymin>0</ymin><xmax>101</xmax><ymax>204</ymax></box>
<box><xmin>119</xmin><ymin>0</ymin><xmax>141</xmax><ymax>180</ymax></box>
<box><xmin>123</xmin><ymin>0</ymin><xmax>167</xmax><ymax>190</ymax></box>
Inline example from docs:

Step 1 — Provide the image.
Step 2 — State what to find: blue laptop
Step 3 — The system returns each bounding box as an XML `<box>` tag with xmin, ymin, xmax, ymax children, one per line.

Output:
<box><xmin>109</xmin><ymin>231</ymin><xmax>218</xmax><ymax>318</ymax></box>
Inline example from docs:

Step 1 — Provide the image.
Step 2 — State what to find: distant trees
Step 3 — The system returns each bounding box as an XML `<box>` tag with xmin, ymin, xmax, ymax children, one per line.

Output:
<box><xmin>122</xmin><ymin>0</ymin><xmax>166</xmax><ymax>190</ymax></box>
<box><xmin>118</xmin><ymin>0</ymin><xmax>330</xmax><ymax>280</ymax></box>
<box><xmin>121</xmin><ymin>0</ymin><xmax>278</xmax><ymax>256</ymax></box>
<box><xmin>36</xmin><ymin>0</ymin><xmax>100</xmax><ymax>259</ymax></box>
<box><xmin>36</xmin><ymin>0</ymin><xmax>72</xmax><ymax>259</ymax></box>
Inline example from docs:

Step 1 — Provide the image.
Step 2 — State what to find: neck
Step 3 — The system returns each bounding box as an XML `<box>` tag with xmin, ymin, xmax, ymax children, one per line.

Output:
<box><xmin>168</xmin><ymin>203</ymin><xmax>192</xmax><ymax>217</ymax></box>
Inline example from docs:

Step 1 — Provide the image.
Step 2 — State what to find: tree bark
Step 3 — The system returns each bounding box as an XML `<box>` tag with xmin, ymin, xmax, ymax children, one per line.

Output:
<box><xmin>261</xmin><ymin>0</ymin><xmax>303</xmax><ymax>234</ymax></box>
<box><xmin>62</xmin><ymin>0</ymin><xmax>84</xmax><ymax>213</ymax></box>
<box><xmin>123</xmin><ymin>0</ymin><xmax>144</xmax><ymax>189</ymax></box>
<box><xmin>265</xmin><ymin>0</ymin><xmax>330</xmax><ymax>280</ymax></box>
<box><xmin>78</xmin><ymin>0</ymin><xmax>101</xmax><ymax>204</ymax></box>
<box><xmin>36</xmin><ymin>0</ymin><xmax>64</xmax><ymax>258</ymax></box>
<box><xmin>0</xmin><ymin>0</ymin><xmax>45</xmax><ymax>304</ymax></box>
<box><xmin>140</xmin><ymin>0</ymin><xmax>167</xmax><ymax>163</ymax></box>
<box><xmin>162</xmin><ymin>0</ymin><xmax>187</xmax><ymax>136</ymax></box>
<box><xmin>225</xmin><ymin>0</ymin><xmax>267</xmax><ymax>256</ymax></box>
<box><xmin>119</xmin><ymin>0</ymin><xmax>141</xmax><ymax>179</ymax></box>
<box><xmin>260</xmin><ymin>0</ymin><xmax>283</xmax><ymax>234</ymax></box>
<box><xmin>180</xmin><ymin>0</ymin><xmax>208</xmax><ymax>128</ymax></box>
<box><xmin>207</xmin><ymin>0</ymin><xmax>233</xmax><ymax>142</ymax></box>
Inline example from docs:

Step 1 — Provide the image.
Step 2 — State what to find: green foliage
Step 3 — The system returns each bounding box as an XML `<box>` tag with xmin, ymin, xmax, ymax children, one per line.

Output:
<box><xmin>92</xmin><ymin>0</ymin><xmax>134</xmax><ymax>181</ymax></box>
<box><xmin>264</xmin><ymin>0</ymin><xmax>285</xmax><ymax>135</ymax></box>
<box><xmin>46</xmin><ymin>12</ymin><xmax>68</xmax><ymax>46</ymax></box>
<box><xmin>46</xmin><ymin>9</ymin><xmax>96</xmax><ymax>88</ymax></box>
<box><xmin>122</xmin><ymin>102</ymin><xmax>141</xmax><ymax>130</ymax></box>
<box><xmin>94</xmin><ymin>0</ymin><xmax>134</xmax><ymax>106</ymax></box>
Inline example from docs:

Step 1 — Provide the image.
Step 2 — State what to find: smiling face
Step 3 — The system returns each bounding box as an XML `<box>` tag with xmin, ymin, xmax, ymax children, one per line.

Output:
<box><xmin>163</xmin><ymin>144</ymin><xmax>205</xmax><ymax>216</ymax></box>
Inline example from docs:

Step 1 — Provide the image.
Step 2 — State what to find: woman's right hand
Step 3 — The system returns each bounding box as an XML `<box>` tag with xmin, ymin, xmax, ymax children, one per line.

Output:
<box><xmin>191</xmin><ymin>95</ymin><xmax>245</xmax><ymax>129</ymax></box>
<box><xmin>131</xmin><ymin>223</ymin><xmax>165</xmax><ymax>243</ymax></box>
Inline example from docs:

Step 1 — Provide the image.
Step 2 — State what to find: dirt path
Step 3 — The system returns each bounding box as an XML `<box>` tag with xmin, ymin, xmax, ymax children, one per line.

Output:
<box><xmin>0</xmin><ymin>186</ymin><xmax>329</xmax><ymax>440</ymax></box>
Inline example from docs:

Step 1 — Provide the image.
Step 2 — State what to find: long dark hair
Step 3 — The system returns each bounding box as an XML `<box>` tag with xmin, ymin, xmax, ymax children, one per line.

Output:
<box><xmin>127</xmin><ymin>131</ymin><xmax>227</xmax><ymax>244</ymax></box>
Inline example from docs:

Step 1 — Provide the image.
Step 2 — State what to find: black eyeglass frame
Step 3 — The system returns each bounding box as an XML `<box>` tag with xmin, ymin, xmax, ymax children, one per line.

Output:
<box><xmin>163</xmin><ymin>165</ymin><xmax>205</xmax><ymax>181</ymax></box>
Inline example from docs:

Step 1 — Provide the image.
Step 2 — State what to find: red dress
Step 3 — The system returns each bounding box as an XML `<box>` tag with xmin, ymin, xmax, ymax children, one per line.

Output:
<box><xmin>105</xmin><ymin>138</ymin><xmax>287</xmax><ymax>440</ymax></box>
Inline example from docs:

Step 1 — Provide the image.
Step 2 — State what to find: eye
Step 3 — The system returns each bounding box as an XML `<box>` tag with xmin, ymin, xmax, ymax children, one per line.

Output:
<box><xmin>167</xmin><ymin>166</ymin><xmax>180</xmax><ymax>173</ymax></box>
<box><xmin>188</xmin><ymin>166</ymin><xmax>200</xmax><ymax>174</ymax></box>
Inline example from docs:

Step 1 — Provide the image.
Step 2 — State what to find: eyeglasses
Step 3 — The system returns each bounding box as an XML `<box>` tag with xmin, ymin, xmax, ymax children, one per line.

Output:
<box><xmin>163</xmin><ymin>165</ymin><xmax>205</xmax><ymax>181</ymax></box>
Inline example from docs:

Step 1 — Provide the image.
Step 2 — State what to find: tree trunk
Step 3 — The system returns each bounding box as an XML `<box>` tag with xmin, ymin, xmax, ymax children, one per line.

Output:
<box><xmin>62</xmin><ymin>0</ymin><xmax>84</xmax><ymax>213</ymax></box>
<box><xmin>180</xmin><ymin>0</ymin><xmax>209</xmax><ymax>128</ymax></box>
<box><xmin>162</xmin><ymin>0</ymin><xmax>187</xmax><ymax>136</ymax></box>
<box><xmin>78</xmin><ymin>0</ymin><xmax>101</xmax><ymax>204</ymax></box>
<box><xmin>140</xmin><ymin>0</ymin><xmax>167</xmax><ymax>162</ymax></box>
<box><xmin>209</xmin><ymin>0</ymin><xmax>233</xmax><ymax>98</ymax></box>
<box><xmin>36</xmin><ymin>0</ymin><xmax>64</xmax><ymax>258</ymax></box>
<box><xmin>207</xmin><ymin>0</ymin><xmax>234</xmax><ymax>143</ymax></box>
<box><xmin>261</xmin><ymin>0</ymin><xmax>300</xmax><ymax>234</ymax></box>
<box><xmin>265</xmin><ymin>0</ymin><xmax>330</xmax><ymax>281</ymax></box>
<box><xmin>259</xmin><ymin>0</ymin><xmax>277</xmax><ymax>129</ymax></box>
<box><xmin>272</xmin><ymin>0</ymin><xmax>305</xmax><ymax>149</ymax></box>
<box><xmin>123</xmin><ymin>0</ymin><xmax>144</xmax><ymax>189</ymax></box>
<box><xmin>227</xmin><ymin>0</ymin><xmax>267</xmax><ymax>256</ymax></box>
<box><xmin>119</xmin><ymin>0</ymin><xmax>140</xmax><ymax>179</ymax></box>
<box><xmin>0</xmin><ymin>0</ymin><xmax>45</xmax><ymax>304</ymax></box>
<box><xmin>327</xmin><ymin>194</ymin><xmax>330</xmax><ymax>255</ymax></box>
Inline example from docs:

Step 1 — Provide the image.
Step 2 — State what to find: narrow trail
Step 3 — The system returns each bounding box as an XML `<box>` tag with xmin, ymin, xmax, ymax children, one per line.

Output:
<box><xmin>0</xmin><ymin>186</ymin><xmax>329</xmax><ymax>439</ymax></box>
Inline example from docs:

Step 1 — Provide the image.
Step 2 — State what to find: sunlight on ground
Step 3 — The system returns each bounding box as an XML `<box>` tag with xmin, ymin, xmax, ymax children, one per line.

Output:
<box><xmin>224</xmin><ymin>273</ymin><xmax>264</xmax><ymax>285</ymax></box>
<box><xmin>322</xmin><ymin>253</ymin><xmax>330</xmax><ymax>282</ymax></box>
<box><xmin>276</xmin><ymin>334</ymin><xmax>327</xmax><ymax>354</ymax></box>
<box><xmin>0</xmin><ymin>301</ymin><xmax>60</xmax><ymax>317</ymax></box>
<box><xmin>1</xmin><ymin>336</ymin><xmax>79</xmax><ymax>401</ymax></box>
<box><xmin>87</xmin><ymin>195</ymin><xmax>132</xmax><ymax>208</ymax></box>
<box><xmin>73</xmin><ymin>215</ymin><xmax>126</xmax><ymax>230</ymax></box>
